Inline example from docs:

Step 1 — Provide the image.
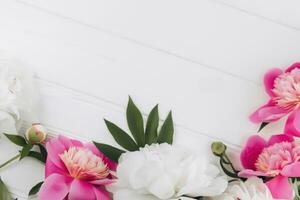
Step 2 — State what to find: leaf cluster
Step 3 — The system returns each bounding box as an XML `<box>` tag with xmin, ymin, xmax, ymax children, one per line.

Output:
<box><xmin>3</xmin><ymin>134</ymin><xmax>47</xmax><ymax>163</ymax></box>
<box><xmin>3</xmin><ymin>133</ymin><xmax>47</xmax><ymax>197</ymax></box>
<box><xmin>94</xmin><ymin>97</ymin><xmax>174</xmax><ymax>162</ymax></box>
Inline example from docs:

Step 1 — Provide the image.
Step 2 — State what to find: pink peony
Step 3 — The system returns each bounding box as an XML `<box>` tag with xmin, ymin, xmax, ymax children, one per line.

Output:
<box><xmin>250</xmin><ymin>63</ymin><xmax>300</xmax><ymax>137</ymax></box>
<box><xmin>38</xmin><ymin>135</ymin><xmax>117</xmax><ymax>200</ymax></box>
<box><xmin>238</xmin><ymin>134</ymin><xmax>300</xmax><ymax>199</ymax></box>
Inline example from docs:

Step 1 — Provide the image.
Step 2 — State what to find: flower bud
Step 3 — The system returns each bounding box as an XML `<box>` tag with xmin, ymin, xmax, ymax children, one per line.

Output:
<box><xmin>211</xmin><ymin>141</ymin><xmax>227</xmax><ymax>156</ymax></box>
<box><xmin>25</xmin><ymin>123</ymin><xmax>47</xmax><ymax>144</ymax></box>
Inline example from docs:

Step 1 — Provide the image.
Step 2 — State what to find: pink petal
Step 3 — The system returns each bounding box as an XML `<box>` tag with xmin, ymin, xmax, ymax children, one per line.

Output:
<box><xmin>93</xmin><ymin>187</ymin><xmax>111</xmax><ymax>200</ymax></box>
<box><xmin>285</xmin><ymin>109</ymin><xmax>300</xmax><ymax>137</ymax></box>
<box><xmin>264</xmin><ymin>68</ymin><xmax>282</xmax><ymax>97</ymax></box>
<box><xmin>240</xmin><ymin>135</ymin><xmax>267</xmax><ymax>170</ymax></box>
<box><xmin>46</xmin><ymin>137</ymin><xmax>69</xmax><ymax>170</ymax></box>
<box><xmin>267</xmin><ymin>134</ymin><xmax>294</xmax><ymax>146</ymax></box>
<box><xmin>281</xmin><ymin>162</ymin><xmax>300</xmax><ymax>177</ymax></box>
<box><xmin>58</xmin><ymin>135</ymin><xmax>74</xmax><ymax>149</ymax></box>
<box><xmin>46</xmin><ymin>135</ymin><xmax>84</xmax><ymax>173</ymax></box>
<box><xmin>68</xmin><ymin>179</ymin><xmax>95</xmax><ymax>200</ymax></box>
<box><xmin>85</xmin><ymin>143</ymin><xmax>117</xmax><ymax>171</ymax></box>
<box><xmin>70</xmin><ymin>139</ymin><xmax>84</xmax><ymax>148</ymax></box>
<box><xmin>38</xmin><ymin>174</ymin><xmax>71</xmax><ymax>200</ymax></box>
<box><xmin>238</xmin><ymin>169</ymin><xmax>268</xmax><ymax>178</ymax></box>
<box><xmin>266</xmin><ymin>175</ymin><xmax>293</xmax><ymax>199</ymax></box>
<box><xmin>285</xmin><ymin>62</ymin><xmax>300</xmax><ymax>72</ymax></box>
<box><xmin>45</xmin><ymin>157</ymin><xmax>67</xmax><ymax>178</ymax></box>
<box><xmin>89</xmin><ymin>179</ymin><xmax>115</xmax><ymax>186</ymax></box>
<box><xmin>250</xmin><ymin>100</ymin><xmax>288</xmax><ymax>123</ymax></box>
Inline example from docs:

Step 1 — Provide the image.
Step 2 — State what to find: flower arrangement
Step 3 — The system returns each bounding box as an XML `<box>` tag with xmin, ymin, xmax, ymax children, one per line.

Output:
<box><xmin>210</xmin><ymin>63</ymin><xmax>300</xmax><ymax>200</ymax></box>
<box><xmin>2</xmin><ymin>61</ymin><xmax>300</xmax><ymax>200</ymax></box>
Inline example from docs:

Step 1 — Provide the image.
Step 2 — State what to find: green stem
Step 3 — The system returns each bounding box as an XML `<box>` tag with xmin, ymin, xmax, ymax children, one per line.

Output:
<box><xmin>223</xmin><ymin>153</ymin><xmax>238</xmax><ymax>173</ymax></box>
<box><xmin>0</xmin><ymin>154</ymin><xmax>20</xmax><ymax>169</ymax></box>
<box><xmin>291</xmin><ymin>178</ymin><xmax>300</xmax><ymax>200</ymax></box>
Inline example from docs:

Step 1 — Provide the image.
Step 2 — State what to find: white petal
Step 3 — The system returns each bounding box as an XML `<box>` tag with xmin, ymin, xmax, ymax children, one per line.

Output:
<box><xmin>0</xmin><ymin>111</ymin><xmax>16</xmax><ymax>133</ymax></box>
<box><xmin>148</xmin><ymin>174</ymin><xmax>175</xmax><ymax>199</ymax></box>
<box><xmin>112</xmin><ymin>189</ymin><xmax>158</xmax><ymax>200</ymax></box>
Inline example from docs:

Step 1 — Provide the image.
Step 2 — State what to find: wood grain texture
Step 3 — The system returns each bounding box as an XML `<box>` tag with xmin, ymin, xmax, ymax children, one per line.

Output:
<box><xmin>216</xmin><ymin>0</ymin><xmax>300</xmax><ymax>30</ymax></box>
<box><xmin>13</xmin><ymin>0</ymin><xmax>300</xmax><ymax>83</ymax></box>
<box><xmin>0</xmin><ymin>0</ymin><xmax>296</xmax><ymax>198</ymax></box>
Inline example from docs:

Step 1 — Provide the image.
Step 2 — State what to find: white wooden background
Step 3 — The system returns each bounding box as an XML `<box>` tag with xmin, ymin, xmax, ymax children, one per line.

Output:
<box><xmin>0</xmin><ymin>0</ymin><xmax>299</xmax><ymax>199</ymax></box>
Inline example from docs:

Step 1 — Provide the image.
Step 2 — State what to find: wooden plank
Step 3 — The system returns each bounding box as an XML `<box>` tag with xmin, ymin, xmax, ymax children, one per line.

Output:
<box><xmin>0</xmin><ymin>26</ymin><xmax>268</xmax><ymax>146</ymax></box>
<box><xmin>216</xmin><ymin>0</ymin><xmax>300</xmax><ymax>30</ymax></box>
<box><xmin>0</xmin><ymin>1</ymin><xmax>291</xmax><ymax>197</ymax></box>
<box><xmin>12</xmin><ymin>0</ymin><xmax>300</xmax><ymax>83</ymax></box>
<box><xmin>0</xmin><ymin>1</ymin><xmax>289</xmax><ymax>145</ymax></box>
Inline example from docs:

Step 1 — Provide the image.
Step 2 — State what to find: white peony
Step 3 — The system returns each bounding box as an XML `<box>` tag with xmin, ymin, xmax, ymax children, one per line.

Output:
<box><xmin>108</xmin><ymin>143</ymin><xmax>228</xmax><ymax>200</ymax></box>
<box><xmin>210</xmin><ymin>177</ymin><xmax>273</xmax><ymax>200</ymax></box>
<box><xmin>0</xmin><ymin>55</ymin><xmax>37</xmax><ymax>132</ymax></box>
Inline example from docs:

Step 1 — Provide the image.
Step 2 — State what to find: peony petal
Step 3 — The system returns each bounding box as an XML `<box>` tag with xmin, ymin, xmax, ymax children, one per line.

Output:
<box><xmin>89</xmin><ymin>179</ymin><xmax>115</xmax><ymax>186</ymax></box>
<box><xmin>68</xmin><ymin>179</ymin><xmax>95</xmax><ymax>200</ymax></box>
<box><xmin>240</xmin><ymin>135</ymin><xmax>267</xmax><ymax>170</ymax></box>
<box><xmin>285</xmin><ymin>109</ymin><xmax>300</xmax><ymax>137</ymax></box>
<box><xmin>84</xmin><ymin>143</ymin><xmax>117</xmax><ymax>171</ymax></box>
<box><xmin>266</xmin><ymin>175</ymin><xmax>293</xmax><ymax>199</ymax></box>
<box><xmin>38</xmin><ymin>174</ymin><xmax>70</xmax><ymax>200</ymax></box>
<box><xmin>238</xmin><ymin>169</ymin><xmax>268</xmax><ymax>178</ymax></box>
<box><xmin>45</xmin><ymin>157</ymin><xmax>66</xmax><ymax>178</ymax></box>
<box><xmin>267</xmin><ymin>134</ymin><xmax>294</xmax><ymax>146</ymax></box>
<box><xmin>112</xmin><ymin>189</ymin><xmax>155</xmax><ymax>200</ymax></box>
<box><xmin>148</xmin><ymin>175</ymin><xmax>175</xmax><ymax>199</ymax></box>
<box><xmin>46</xmin><ymin>137</ymin><xmax>68</xmax><ymax>170</ymax></box>
<box><xmin>58</xmin><ymin>135</ymin><xmax>73</xmax><ymax>149</ymax></box>
<box><xmin>0</xmin><ymin>111</ymin><xmax>17</xmax><ymax>133</ymax></box>
<box><xmin>249</xmin><ymin>100</ymin><xmax>287</xmax><ymax>123</ymax></box>
<box><xmin>70</xmin><ymin>138</ymin><xmax>84</xmax><ymax>148</ymax></box>
<box><xmin>46</xmin><ymin>135</ymin><xmax>85</xmax><ymax>173</ymax></box>
<box><xmin>178</xmin><ymin>175</ymin><xmax>227</xmax><ymax>197</ymax></box>
<box><xmin>93</xmin><ymin>187</ymin><xmax>111</xmax><ymax>200</ymax></box>
<box><xmin>264</xmin><ymin>68</ymin><xmax>282</xmax><ymax>97</ymax></box>
<box><xmin>281</xmin><ymin>162</ymin><xmax>300</xmax><ymax>177</ymax></box>
<box><xmin>285</xmin><ymin>62</ymin><xmax>300</xmax><ymax>73</ymax></box>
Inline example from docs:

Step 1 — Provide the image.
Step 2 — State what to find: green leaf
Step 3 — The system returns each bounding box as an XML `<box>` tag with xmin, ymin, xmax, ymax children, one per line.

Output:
<box><xmin>20</xmin><ymin>144</ymin><xmax>33</xmax><ymax>160</ymax></box>
<box><xmin>157</xmin><ymin>111</ymin><xmax>174</xmax><ymax>144</ymax></box>
<box><xmin>104</xmin><ymin>119</ymin><xmax>139</xmax><ymax>151</ymax></box>
<box><xmin>93</xmin><ymin>142</ymin><xmax>125</xmax><ymax>163</ymax></box>
<box><xmin>3</xmin><ymin>133</ymin><xmax>27</xmax><ymax>147</ymax></box>
<box><xmin>258</xmin><ymin>122</ymin><xmax>269</xmax><ymax>132</ymax></box>
<box><xmin>145</xmin><ymin>105</ymin><xmax>159</xmax><ymax>145</ymax></box>
<box><xmin>0</xmin><ymin>177</ymin><xmax>13</xmax><ymax>200</ymax></box>
<box><xmin>126</xmin><ymin>97</ymin><xmax>145</xmax><ymax>147</ymax></box>
<box><xmin>38</xmin><ymin>144</ymin><xmax>47</xmax><ymax>162</ymax></box>
<box><xmin>28</xmin><ymin>181</ymin><xmax>43</xmax><ymax>196</ymax></box>
<box><xmin>27</xmin><ymin>151</ymin><xmax>45</xmax><ymax>163</ymax></box>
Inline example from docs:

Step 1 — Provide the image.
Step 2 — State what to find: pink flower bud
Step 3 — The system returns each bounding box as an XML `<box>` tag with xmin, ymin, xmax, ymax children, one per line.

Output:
<box><xmin>25</xmin><ymin>123</ymin><xmax>47</xmax><ymax>144</ymax></box>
